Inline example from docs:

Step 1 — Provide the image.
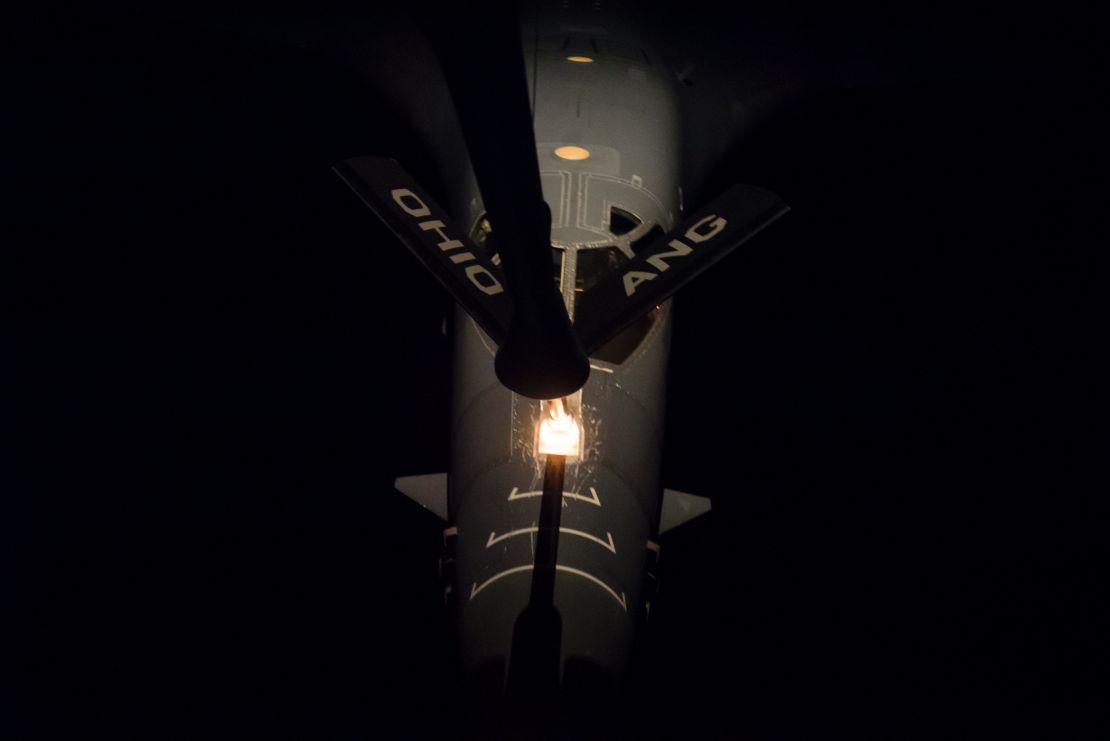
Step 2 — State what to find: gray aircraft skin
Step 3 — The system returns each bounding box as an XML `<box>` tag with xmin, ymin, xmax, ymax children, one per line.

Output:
<box><xmin>337</xmin><ymin>1</ymin><xmax>790</xmax><ymax>693</ymax></box>
<box><xmin>437</xmin><ymin>4</ymin><xmax>687</xmax><ymax>689</ymax></box>
<box><xmin>89</xmin><ymin>0</ymin><xmax>1032</xmax><ymax>701</ymax></box>
<box><xmin>235</xmin><ymin>0</ymin><xmax>996</xmax><ymax>697</ymax></box>
<box><xmin>319</xmin><ymin>0</ymin><xmax>785</xmax><ymax>692</ymax></box>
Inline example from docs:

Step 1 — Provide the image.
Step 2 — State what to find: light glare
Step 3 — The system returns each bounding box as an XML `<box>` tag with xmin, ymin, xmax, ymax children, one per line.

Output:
<box><xmin>537</xmin><ymin>399</ymin><xmax>582</xmax><ymax>458</ymax></box>
<box><xmin>554</xmin><ymin>145</ymin><xmax>591</xmax><ymax>161</ymax></box>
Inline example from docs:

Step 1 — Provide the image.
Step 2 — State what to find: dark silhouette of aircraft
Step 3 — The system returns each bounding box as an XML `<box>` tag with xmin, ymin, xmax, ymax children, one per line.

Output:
<box><xmin>333</xmin><ymin>0</ymin><xmax>789</xmax><ymax>696</ymax></box>
<box><xmin>12</xmin><ymin>0</ymin><xmax>1100</xmax><ymax>737</ymax></box>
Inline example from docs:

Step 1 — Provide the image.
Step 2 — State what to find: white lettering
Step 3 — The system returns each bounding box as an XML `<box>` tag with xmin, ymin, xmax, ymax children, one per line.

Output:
<box><xmin>391</xmin><ymin>185</ymin><xmax>502</xmax><ymax>296</ymax></box>
<box><xmin>418</xmin><ymin>219</ymin><xmax>465</xmax><ymax>252</ymax></box>
<box><xmin>623</xmin><ymin>270</ymin><xmax>657</xmax><ymax>296</ymax></box>
<box><xmin>391</xmin><ymin>188</ymin><xmax>431</xmax><ymax>218</ymax></box>
<box><xmin>645</xmin><ymin>238</ymin><xmax>693</xmax><ymax>272</ymax></box>
<box><xmin>466</xmin><ymin>264</ymin><xmax>505</xmax><ymax>295</ymax></box>
<box><xmin>685</xmin><ymin>214</ymin><xmax>726</xmax><ymax>243</ymax></box>
<box><xmin>619</xmin><ymin>213</ymin><xmax>728</xmax><ymax>295</ymax></box>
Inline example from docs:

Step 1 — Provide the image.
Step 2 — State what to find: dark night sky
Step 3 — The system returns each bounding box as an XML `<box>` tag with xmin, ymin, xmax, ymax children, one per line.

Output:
<box><xmin>5</xmin><ymin>2</ymin><xmax>1105</xmax><ymax>738</ymax></box>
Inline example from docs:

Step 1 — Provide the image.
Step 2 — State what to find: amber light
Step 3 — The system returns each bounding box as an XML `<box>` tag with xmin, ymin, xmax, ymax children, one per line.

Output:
<box><xmin>554</xmin><ymin>145</ymin><xmax>591</xmax><ymax>161</ymax></box>
<box><xmin>537</xmin><ymin>398</ymin><xmax>582</xmax><ymax>458</ymax></box>
<box><xmin>566</xmin><ymin>55</ymin><xmax>594</xmax><ymax>63</ymax></box>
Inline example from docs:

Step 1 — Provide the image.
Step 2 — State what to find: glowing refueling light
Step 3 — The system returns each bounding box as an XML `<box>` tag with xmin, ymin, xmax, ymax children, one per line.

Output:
<box><xmin>537</xmin><ymin>398</ymin><xmax>582</xmax><ymax>458</ymax></box>
<box><xmin>566</xmin><ymin>55</ymin><xmax>594</xmax><ymax>63</ymax></box>
<box><xmin>554</xmin><ymin>145</ymin><xmax>591</xmax><ymax>161</ymax></box>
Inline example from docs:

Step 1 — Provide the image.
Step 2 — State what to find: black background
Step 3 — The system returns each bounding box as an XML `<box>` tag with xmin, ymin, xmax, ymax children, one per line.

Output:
<box><xmin>6</xmin><ymin>2</ymin><xmax>1104</xmax><ymax>738</ymax></box>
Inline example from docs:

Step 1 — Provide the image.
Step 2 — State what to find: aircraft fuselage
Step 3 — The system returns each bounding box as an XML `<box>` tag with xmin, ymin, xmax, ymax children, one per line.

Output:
<box><xmin>444</xmin><ymin>6</ymin><xmax>681</xmax><ymax>690</ymax></box>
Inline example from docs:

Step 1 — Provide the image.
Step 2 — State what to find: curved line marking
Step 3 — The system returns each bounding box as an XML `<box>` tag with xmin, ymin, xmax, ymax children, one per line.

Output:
<box><xmin>469</xmin><ymin>565</ymin><xmax>627</xmax><ymax>611</ymax></box>
<box><xmin>469</xmin><ymin>565</ymin><xmax>532</xmax><ymax>601</ymax></box>
<box><xmin>556</xmin><ymin>566</ymin><xmax>627</xmax><ymax>610</ymax></box>
<box><xmin>508</xmin><ymin>486</ymin><xmax>601</xmax><ymax>507</ymax></box>
<box><xmin>486</xmin><ymin>527</ymin><xmax>616</xmax><ymax>554</ymax></box>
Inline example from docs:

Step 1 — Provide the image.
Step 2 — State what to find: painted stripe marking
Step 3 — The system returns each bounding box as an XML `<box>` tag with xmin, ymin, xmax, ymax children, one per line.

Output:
<box><xmin>469</xmin><ymin>565</ymin><xmax>627</xmax><ymax>611</ymax></box>
<box><xmin>486</xmin><ymin>527</ymin><xmax>616</xmax><ymax>554</ymax></box>
<box><xmin>508</xmin><ymin>486</ymin><xmax>601</xmax><ymax>507</ymax></box>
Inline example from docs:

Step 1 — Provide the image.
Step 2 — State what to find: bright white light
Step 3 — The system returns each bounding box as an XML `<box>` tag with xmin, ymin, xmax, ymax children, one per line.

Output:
<box><xmin>537</xmin><ymin>398</ymin><xmax>582</xmax><ymax>458</ymax></box>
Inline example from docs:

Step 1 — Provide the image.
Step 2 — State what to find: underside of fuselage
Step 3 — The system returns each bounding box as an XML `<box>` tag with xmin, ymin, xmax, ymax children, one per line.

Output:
<box><xmin>443</xmin><ymin>3</ymin><xmax>682</xmax><ymax>692</ymax></box>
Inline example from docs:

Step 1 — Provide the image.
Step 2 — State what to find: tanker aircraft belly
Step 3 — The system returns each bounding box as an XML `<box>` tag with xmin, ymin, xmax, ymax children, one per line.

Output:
<box><xmin>447</xmin><ymin>28</ymin><xmax>682</xmax><ymax>684</ymax></box>
<box><xmin>336</xmin><ymin>1</ymin><xmax>788</xmax><ymax>693</ymax></box>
